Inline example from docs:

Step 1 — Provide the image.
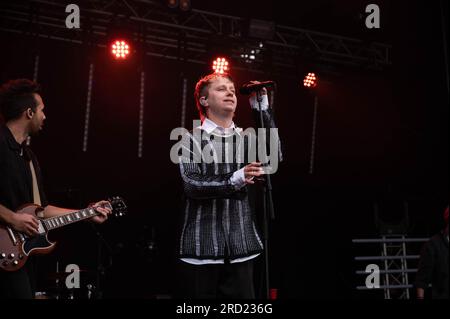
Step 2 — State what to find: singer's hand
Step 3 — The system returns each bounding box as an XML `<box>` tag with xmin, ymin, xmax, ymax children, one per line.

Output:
<box><xmin>243</xmin><ymin>162</ymin><xmax>265</xmax><ymax>184</ymax></box>
<box><xmin>249</xmin><ymin>81</ymin><xmax>267</xmax><ymax>97</ymax></box>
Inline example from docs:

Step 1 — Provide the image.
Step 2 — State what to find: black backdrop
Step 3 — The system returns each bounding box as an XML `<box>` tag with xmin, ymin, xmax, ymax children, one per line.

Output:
<box><xmin>0</xmin><ymin>0</ymin><xmax>448</xmax><ymax>299</ymax></box>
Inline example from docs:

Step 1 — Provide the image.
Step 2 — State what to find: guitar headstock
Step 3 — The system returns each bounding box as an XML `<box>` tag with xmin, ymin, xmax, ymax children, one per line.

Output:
<box><xmin>107</xmin><ymin>196</ymin><xmax>127</xmax><ymax>217</ymax></box>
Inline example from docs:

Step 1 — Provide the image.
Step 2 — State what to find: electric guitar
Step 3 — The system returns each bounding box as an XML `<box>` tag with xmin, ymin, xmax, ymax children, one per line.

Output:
<box><xmin>0</xmin><ymin>196</ymin><xmax>126</xmax><ymax>272</ymax></box>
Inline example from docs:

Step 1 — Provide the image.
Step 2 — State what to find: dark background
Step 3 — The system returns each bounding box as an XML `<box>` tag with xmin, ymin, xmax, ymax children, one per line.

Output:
<box><xmin>0</xmin><ymin>0</ymin><xmax>448</xmax><ymax>299</ymax></box>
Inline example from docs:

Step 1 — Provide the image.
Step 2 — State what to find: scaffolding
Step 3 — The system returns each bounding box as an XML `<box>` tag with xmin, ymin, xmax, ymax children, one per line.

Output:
<box><xmin>0</xmin><ymin>0</ymin><xmax>391</xmax><ymax>75</ymax></box>
<box><xmin>353</xmin><ymin>237</ymin><xmax>428</xmax><ymax>299</ymax></box>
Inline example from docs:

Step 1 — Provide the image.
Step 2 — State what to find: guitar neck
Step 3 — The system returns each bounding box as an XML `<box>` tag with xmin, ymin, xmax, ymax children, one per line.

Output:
<box><xmin>42</xmin><ymin>203</ymin><xmax>112</xmax><ymax>231</ymax></box>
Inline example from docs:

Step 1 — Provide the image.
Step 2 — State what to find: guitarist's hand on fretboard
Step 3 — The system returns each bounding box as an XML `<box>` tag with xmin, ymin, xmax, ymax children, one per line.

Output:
<box><xmin>87</xmin><ymin>200</ymin><xmax>112</xmax><ymax>224</ymax></box>
<box><xmin>0</xmin><ymin>196</ymin><xmax>125</xmax><ymax>272</ymax></box>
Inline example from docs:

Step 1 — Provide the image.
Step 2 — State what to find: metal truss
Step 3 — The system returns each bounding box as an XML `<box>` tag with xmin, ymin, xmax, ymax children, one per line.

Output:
<box><xmin>379</xmin><ymin>235</ymin><xmax>411</xmax><ymax>299</ymax></box>
<box><xmin>353</xmin><ymin>237</ymin><xmax>429</xmax><ymax>299</ymax></box>
<box><xmin>0</xmin><ymin>0</ymin><xmax>391</xmax><ymax>75</ymax></box>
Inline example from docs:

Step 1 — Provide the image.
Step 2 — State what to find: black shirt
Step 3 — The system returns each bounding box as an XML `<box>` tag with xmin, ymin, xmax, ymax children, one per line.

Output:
<box><xmin>0</xmin><ymin>124</ymin><xmax>47</xmax><ymax>211</ymax></box>
<box><xmin>415</xmin><ymin>231</ymin><xmax>449</xmax><ymax>299</ymax></box>
<box><xmin>0</xmin><ymin>125</ymin><xmax>48</xmax><ymax>298</ymax></box>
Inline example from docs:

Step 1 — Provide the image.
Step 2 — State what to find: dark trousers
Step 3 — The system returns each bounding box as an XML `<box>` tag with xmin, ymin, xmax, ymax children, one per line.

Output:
<box><xmin>0</xmin><ymin>261</ymin><xmax>35</xmax><ymax>299</ymax></box>
<box><xmin>178</xmin><ymin>259</ymin><xmax>256</xmax><ymax>299</ymax></box>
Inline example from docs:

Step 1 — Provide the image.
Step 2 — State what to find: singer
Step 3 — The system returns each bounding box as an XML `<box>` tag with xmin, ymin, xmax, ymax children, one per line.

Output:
<box><xmin>175</xmin><ymin>73</ymin><xmax>282</xmax><ymax>299</ymax></box>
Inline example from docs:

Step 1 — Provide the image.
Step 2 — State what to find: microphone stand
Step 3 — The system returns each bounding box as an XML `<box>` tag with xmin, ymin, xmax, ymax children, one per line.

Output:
<box><xmin>255</xmin><ymin>90</ymin><xmax>276</xmax><ymax>299</ymax></box>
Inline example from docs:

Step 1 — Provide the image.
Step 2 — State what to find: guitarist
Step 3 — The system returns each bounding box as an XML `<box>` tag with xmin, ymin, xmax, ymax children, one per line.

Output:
<box><xmin>0</xmin><ymin>79</ymin><xmax>111</xmax><ymax>299</ymax></box>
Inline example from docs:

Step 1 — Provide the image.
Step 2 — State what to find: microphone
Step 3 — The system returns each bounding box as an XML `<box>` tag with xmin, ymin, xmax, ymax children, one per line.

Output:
<box><xmin>239</xmin><ymin>81</ymin><xmax>275</xmax><ymax>95</ymax></box>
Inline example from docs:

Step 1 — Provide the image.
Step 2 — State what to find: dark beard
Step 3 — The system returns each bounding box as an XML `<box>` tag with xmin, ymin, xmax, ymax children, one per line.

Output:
<box><xmin>28</xmin><ymin>123</ymin><xmax>42</xmax><ymax>136</ymax></box>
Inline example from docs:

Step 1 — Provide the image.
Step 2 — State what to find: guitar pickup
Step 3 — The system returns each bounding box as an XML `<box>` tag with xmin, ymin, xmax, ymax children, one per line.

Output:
<box><xmin>6</xmin><ymin>227</ymin><xmax>18</xmax><ymax>246</ymax></box>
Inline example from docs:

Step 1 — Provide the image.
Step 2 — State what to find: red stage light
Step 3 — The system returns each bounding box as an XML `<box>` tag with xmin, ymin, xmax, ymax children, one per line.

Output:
<box><xmin>166</xmin><ymin>0</ymin><xmax>178</xmax><ymax>8</ymax></box>
<box><xmin>111</xmin><ymin>40</ymin><xmax>130</xmax><ymax>60</ymax></box>
<box><xmin>303</xmin><ymin>72</ymin><xmax>318</xmax><ymax>88</ymax></box>
<box><xmin>212</xmin><ymin>57</ymin><xmax>229</xmax><ymax>74</ymax></box>
<box><xmin>179</xmin><ymin>0</ymin><xmax>191</xmax><ymax>11</ymax></box>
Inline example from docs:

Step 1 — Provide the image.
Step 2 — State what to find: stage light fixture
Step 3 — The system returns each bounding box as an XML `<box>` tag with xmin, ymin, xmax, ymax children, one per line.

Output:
<box><xmin>111</xmin><ymin>40</ymin><xmax>130</xmax><ymax>60</ymax></box>
<box><xmin>303</xmin><ymin>72</ymin><xmax>318</xmax><ymax>88</ymax></box>
<box><xmin>212</xmin><ymin>57</ymin><xmax>229</xmax><ymax>74</ymax></box>
<box><xmin>179</xmin><ymin>0</ymin><xmax>191</xmax><ymax>11</ymax></box>
<box><xmin>167</xmin><ymin>0</ymin><xmax>179</xmax><ymax>9</ymax></box>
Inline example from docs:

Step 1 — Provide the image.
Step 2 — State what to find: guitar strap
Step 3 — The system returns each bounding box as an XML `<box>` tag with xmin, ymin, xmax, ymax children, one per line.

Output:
<box><xmin>29</xmin><ymin>160</ymin><xmax>44</xmax><ymax>217</ymax></box>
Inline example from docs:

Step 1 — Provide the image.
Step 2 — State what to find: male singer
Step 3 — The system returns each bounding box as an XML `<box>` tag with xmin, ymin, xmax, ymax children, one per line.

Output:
<box><xmin>176</xmin><ymin>73</ymin><xmax>281</xmax><ymax>298</ymax></box>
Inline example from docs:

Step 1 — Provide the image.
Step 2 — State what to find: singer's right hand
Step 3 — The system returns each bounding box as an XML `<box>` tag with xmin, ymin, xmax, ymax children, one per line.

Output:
<box><xmin>244</xmin><ymin>162</ymin><xmax>265</xmax><ymax>184</ymax></box>
<box><xmin>249</xmin><ymin>80</ymin><xmax>268</xmax><ymax>97</ymax></box>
